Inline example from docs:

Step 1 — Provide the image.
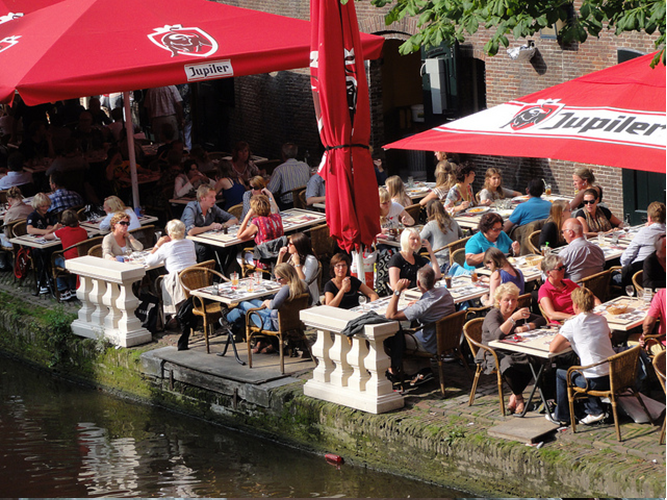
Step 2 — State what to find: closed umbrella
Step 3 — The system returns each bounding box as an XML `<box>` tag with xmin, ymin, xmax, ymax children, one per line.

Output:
<box><xmin>310</xmin><ymin>0</ymin><xmax>382</xmax><ymax>254</ymax></box>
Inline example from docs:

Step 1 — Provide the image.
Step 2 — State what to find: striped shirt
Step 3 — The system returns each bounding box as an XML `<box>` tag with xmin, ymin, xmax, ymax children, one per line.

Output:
<box><xmin>267</xmin><ymin>159</ymin><xmax>310</xmax><ymax>204</ymax></box>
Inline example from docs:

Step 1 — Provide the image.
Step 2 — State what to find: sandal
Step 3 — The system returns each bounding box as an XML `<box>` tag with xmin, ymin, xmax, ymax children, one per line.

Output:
<box><xmin>252</xmin><ymin>342</ymin><xmax>266</xmax><ymax>354</ymax></box>
<box><xmin>514</xmin><ymin>397</ymin><xmax>525</xmax><ymax>416</ymax></box>
<box><xmin>507</xmin><ymin>394</ymin><xmax>517</xmax><ymax>414</ymax></box>
<box><xmin>261</xmin><ymin>345</ymin><xmax>276</xmax><ymax>354</ymax></box>
<box><xmin>409</xmin><ymin>370</ymin><xmax>434</xmax><ymax>387</ymax></box>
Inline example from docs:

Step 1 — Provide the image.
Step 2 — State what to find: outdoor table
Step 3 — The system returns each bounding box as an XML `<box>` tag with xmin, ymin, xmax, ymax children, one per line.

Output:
<box><xmin>476</xmin><ymin>254</ymin><xmax>544</xmax><ymax>282</ymax></box>
<box><xmin>405</xmin><ymin>181</ymin><xmax>434</xmax><ymax>202</ymax></box>
<box><xmin>169</xmin><ymin>196</ymin><xmax>196</xmax><ymax>205</ymax></box>
<box><xmin>118</xmin><ymin>171</ymin><xmax>161</xmax><ymax>187</ymax></box>
<box><xmin>190</xmin><ymin>276</ymin><xmax>283</xmax><ymax>306</ymax></box>
<box><xmin>490</xmin><ymin>327</ymin><xmax>572</xmax><ymax>417</ymax></box>
<box><xmin>349</xmin><ymin>275</ymin><xmax>489</xmax><ymax>315</ymax></box>
<box><xmin>79</xmin><ymin>214</ymin><xmax>159</xmax><ymax>235</ymax></box>
<box><xmin>8</xmin><ymin>229</ymin><xmax>96</xmax><ymax>250</ymax></box>
<box><xmin>188</xmin><ymin>208</ymin><xmax>326</xmax><ymax>249</ymax></box>
<box><xmin>454</xmin><ymin>206</ymin><xmax>514</xmax><ymax>231</ymax></box>
<box><xmin>375</xmin><ymin>225</ymin><xmax>425</xmax><ymax>248</ymax></box>
<box><xmin>593</xmin><ymin>296</ymin><xmax>650</xmax><ymax>331</ymax></box>
<box><xmin>23</xmin><ymin>163</ymin><xmax>50</xmax><ymax>174</ymax></box>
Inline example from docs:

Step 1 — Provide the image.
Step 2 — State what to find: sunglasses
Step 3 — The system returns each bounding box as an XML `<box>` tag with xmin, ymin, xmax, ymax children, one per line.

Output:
<box><xmin>582</xmin><ymin>199</ymin><xmax>596</xmax><ymax>205</ymax></box>
<box><xmin>552</xmin><ymin>265</ymin><xmax>566</xmax><ymax>271</ymax></box>
<box><xmin>118</xmin><ymin>221</ymin><xmax>130</xmax><ymax>226</ymax></box>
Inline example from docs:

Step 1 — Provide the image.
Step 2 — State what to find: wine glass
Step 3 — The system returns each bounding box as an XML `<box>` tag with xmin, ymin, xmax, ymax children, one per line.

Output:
<box><xmin>358</xmin><ymin>295</ymin><xmax>368</xmax><ymax>309</ymax></box>
<box><xmin>623</xmin><ymin>214</ymin><xmax>631</xmax><ymax>235</ymax></box>
<box><xmin>625</xmin><ymin>285</ymin><xmax>635</xmax><ymax>298</ymax></box>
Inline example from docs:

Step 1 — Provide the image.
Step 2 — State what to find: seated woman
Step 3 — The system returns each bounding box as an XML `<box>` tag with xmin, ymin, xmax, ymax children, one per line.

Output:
<box><xmin>419</xmin><ymin>160</ymin><xmax>456</xmax><ymax>207</ymax></box>
<box><xmin>277</xmin><ymin>232</ymin><xmax>320</xmax><ymax>306</ymax></box>
<box><xmin>444</xmin><ymin>163</ymin><xmax>485</xmax><ymax>214</ymax></box>
<box><xmin>379</xmin><ymin>187</ymin><xmax>414</xmax><ymax>231</ymax></box>
<box><xmin>214</xmin><ymin>161</ymin><xmax>246</xmax><ymax>210</ymax></box>
<box><xmin>537</xmin><ymin>255</ymin><xmax>600</xmax><ymax>323</ymax></box>
<box><xmin>569</xmin><ymin>167</ymin><xmax>604</xmax><ymax>211</ymax></box>
<box><xmin>229</xmin><ymin>141</ymin><xmax>260</xmax><ymax>187</ymax></box>
<box><xmin>27</xmin><ymin>193</ymin><xmax>62</xmax><ymax>294</ymax></box>
<box><xmin>482</xmin><ymin>247</ymin><xmax>524</xmax><ymax>306</ymax></box>
<box><xmin>102</xmin><ymin>211</ymin><xmax>144</xmax><ymax>261</ymax></box>
<box><xmin>1</xmin><ymin>186</ymin><xmax>33</xmax><ymax>248</ymax></box>
<box><xmin>386</xmin><ymin>175</ymin><xmax>412</xmax><ymax>207</ymax></box>
<box><xmin>53</xmin><ymin>209</ymin><xmax>88</xmax><ymax>301</ymax></box>
<box><xmin>99</xmin><ymin>195</ymin><xmax>141</xmax><ymax>232</ymax></box>
<box><xmin>226</xmin><ymin>263</ymin><xmax>308</xmax><ymax>354</ymax></box>
<box><xmin>572</xmin><ymin>188</ymin><xmax>622</xmax><ymax>236</ymax></box>
<box><xmin>236</xmin><ymin>193</ymin><xmax>281</xmax><ymax>244</ymax></box>
<box><xmin>323</xmin><ymin>253</ymin><xmax>379</xmax><ymax>308</ymax></box>
<box><xmin>174</xmin><ymin>159</ymin><xmax>213</xmax><ymax>199</ymax></box>
<box><xmin>240</xmin><ymin>176</ymin><xmax>269</xmax><ymax>220</ymax></box>
<box><xmin>538</xmin><ymin>200</ymin><xmax>571</xmax><ymax>249</ymax></box>
<box><xmin>419</xmin><ymin>200</ymin><xmax>463</xmax><ymax>273</ymax></box>
<box><xmin>480</xmin><ymin>282</ymin><xmax>546</xmax><ymax>414</ymax></box>
<box><xmin>464</xmin><ymin>213</ymin><xmax>520</xmax><ymax>271</ymax></box>
<box><xmin>477</xmin><ymin>168</ymin><xmax>520</xmax><ymax>203</ymax></box>
<box><xmin>548</xmin><ymin>287</ymin><xmax>616</xmax><ymax>425</ymax></box>
<box><xmin>145</xmin><ymin>219</ymin><xmax>197</xmax><ymax>317</ymax></box>
<box><xmin>388</xmin><ymin>228</ymin><xmax>441</xmax><ymax>290</ymax></box>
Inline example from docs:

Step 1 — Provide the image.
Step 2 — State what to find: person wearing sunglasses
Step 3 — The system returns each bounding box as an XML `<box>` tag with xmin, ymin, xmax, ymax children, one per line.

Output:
<box><xmin>538</xmin><ymin>254</ymin><xmax>600</xmax><ymax>324</ymax></box>
<box><xmin>240</xmin><ymin>176</ymin><xmax>269</xmax><ymax>220</ymax></box>
<box><xmin>572</xmin><ymin>188</ymin><xmax>622</xmax><ymax>237</ymax></box>
<box><xmin>102</xmin><ymin>211</ymin><xmax>143</xmax><ymax>261</ymax></box>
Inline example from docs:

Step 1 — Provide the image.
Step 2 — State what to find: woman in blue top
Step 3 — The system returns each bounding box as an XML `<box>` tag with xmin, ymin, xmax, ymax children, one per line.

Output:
<box><xmin>215</xmin><ymin>161</ymin><xmax>247</xmax><ymax>210</ymax></box>
<box><xmin>481</xmin><ymin>247</ymin><xmax>525</xmax><ymax>306</ymax></box>
<box><xmin>464</xmin><ymin>212</ymin><xmax>520</xmax><ymax>271</ymax></box>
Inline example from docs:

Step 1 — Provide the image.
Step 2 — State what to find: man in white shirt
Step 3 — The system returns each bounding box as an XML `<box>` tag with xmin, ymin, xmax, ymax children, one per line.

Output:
<box><xmin>547</xmin><ymin>287</ymin><xmax>616</xmax><ymax>425</ymax></box>
<box><xmin>0</xmin><ymin>152</ymin><xmax>32</xmax><ymax>190</ymax></box>
<box><xmin>620</xmin><ymin>201</ymin><xmax>665</xmax><ymax>286</ymax></box>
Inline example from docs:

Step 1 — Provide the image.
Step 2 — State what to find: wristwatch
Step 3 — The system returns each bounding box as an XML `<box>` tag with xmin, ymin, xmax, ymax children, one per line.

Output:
<box><xmin>394</xmin><ymin>290</ymin><xmax>401</xmax><ymax>297</ymax></box>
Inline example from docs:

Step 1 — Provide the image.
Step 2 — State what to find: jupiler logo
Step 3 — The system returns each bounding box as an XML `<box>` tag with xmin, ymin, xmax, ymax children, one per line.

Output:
<box><xmin>0</xmin><ymin>35</ymin><xmax>20</xmax><ymax>54</ymax></box>
<box><xmin>504</xmin><ymin>99</ymin><xmax>564</xmax><ymax>130</ymax></box>
<box><xmin>148</xmin><ymin>25</ymin><xmax>218</xmax><ymax>57</ymax></box>
<box><xmin>0</xmin><ymin>12</ymin><xmax>23</xmax><ymax>25</ymax></box>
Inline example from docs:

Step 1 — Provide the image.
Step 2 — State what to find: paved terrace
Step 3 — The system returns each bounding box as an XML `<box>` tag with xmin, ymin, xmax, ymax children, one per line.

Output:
<box><xmin>1</xmin><ymin>270</ymin><xmax>665</xmax><ymax>497</ymax></box>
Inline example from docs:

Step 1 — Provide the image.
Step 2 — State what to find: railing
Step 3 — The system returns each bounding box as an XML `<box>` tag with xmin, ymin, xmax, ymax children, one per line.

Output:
<box><xmin>300</xmin><ymin>306</ymin><xmax>404</xmax><ymax>414</ymax></box>
<box><xmin>66</xmin><ymin>256</ymin><xmax>152</xmax><ymax>347</ymax></box>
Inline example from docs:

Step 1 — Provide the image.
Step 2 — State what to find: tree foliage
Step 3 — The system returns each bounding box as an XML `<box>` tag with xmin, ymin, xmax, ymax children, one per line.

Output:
<box><xmin>369</xmin><ymin>0</ymin><xmax>665</xmax><ymax>65</ymax></box>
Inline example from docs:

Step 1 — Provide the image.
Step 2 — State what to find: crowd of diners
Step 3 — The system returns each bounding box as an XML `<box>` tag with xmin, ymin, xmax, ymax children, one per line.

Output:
<box><xmin>2</xmin><ymin>100</ymin><xmax>665</xmax><ymax>427</ymax></box>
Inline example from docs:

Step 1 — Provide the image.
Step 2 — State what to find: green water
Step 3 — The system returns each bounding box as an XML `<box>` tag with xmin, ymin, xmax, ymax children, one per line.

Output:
<box><xmin>0</xmin><ymin>355</ymin><xmax>463</xmax><ymax>497</ymax></box>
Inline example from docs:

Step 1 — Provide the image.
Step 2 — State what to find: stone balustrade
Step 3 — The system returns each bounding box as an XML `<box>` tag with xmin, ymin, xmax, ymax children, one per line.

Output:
<box><xmin>66</xmin><ymin>256</ymin><xmax>152</xmax><ymax>347</ymax></box>
<box><xmin>300</xmin><ymin>305</ymin><xmax>403</xmax><ymax>414</ymax></box>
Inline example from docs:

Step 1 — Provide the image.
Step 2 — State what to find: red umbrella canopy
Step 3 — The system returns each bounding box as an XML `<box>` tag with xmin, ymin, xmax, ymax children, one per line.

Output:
<box><xmin>385</xmin><ymin>53</ymin><xmax>666</xmax><ymax>173</ymax></box>
<box><xmin>310</xmin><ymin>0</ymin><xmax>382</xmax><ymax>252</ymax></box>
<box><xmin>0</xmin><ymin>0</ymin><xmax>384</xmax><ymax>105</ymax></box>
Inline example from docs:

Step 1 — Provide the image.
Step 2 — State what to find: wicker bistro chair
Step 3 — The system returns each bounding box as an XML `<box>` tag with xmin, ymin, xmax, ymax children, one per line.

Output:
<box><xmin>245</xmin><ymin>292</ymin><xmax>310</xmax><ymax>374</ymax></box>
<box><xmin>88</xmin><ymin>244</ymin><xmax>103</xmax><ymax>257</ymax></box>
<box><xmin>450</xmin><ymin>247</ymin><xmax>466</xmax><ymax>267</ymax></box>
<box><xmin>309</xmin><ymin>223</ymin><xmax>337</xmax><ymax>263</ymax></box>
<box><xmin>653</xmin><ymin>350</ymin><xmax>666</xmax><ymax>444</ymax></box>
<box><xmin>463</xmin><ymin>318</ymin><xmax>506</xmax><ymax>416</ymax></box>
<box><xmin>227</xmin><ymin>203</ymin><xmax>243</xmax><ymax>220</ymax></box>
<box><xmin>178</xmin><ymin>266</ymin><xmax>228</xmax><ymax>354</ymax></box>
<box><xmin>49</xmin><ymin>235</ymin><xmax>104</xmax><ymax>300</ymax></box>
<box><xmin>403</xmin><ymin>203</ymin><xmax>422</xmax><ymax>225</ymax></box>
<box><xmin>404</xmin><ymin>309</ymin><xmax>469</xmax><ymax>395</ymax></box>
<box><xmin>294</xmin><ymin>189</ymin><xmax>307</xmax><ymax>209</ymax></box>
<box><xmin>576</xmin><ymin>269</ymin><xmax>612</xmax><ymax>303</ymax></box>
<box><xmin>567</xmin><ymin>345</ymin><xmax>653</xmax><ymax>441</ymax></box>
<box><xmin>632</xmin><ymin>270</ymin><xmax>644</xmax><ymax>295</ymax></box>
<box><xmin>10</xmin><ymin>220</ymin><xmax>37</xmax><ymax>287</ymax></box>
<box><xmin>527</xmin><ymin>230</ymin><xmax>542</xmax><ymax>255</ymax></box>
<box><xmin>128</xmin><ymin>224</ymin><xmax>157</xmax><ymax>248</ymax></box>
<box><xmin>430</xmin><ymin>236</ymin><xmax>471</xmax><ymax>267</ymax></box>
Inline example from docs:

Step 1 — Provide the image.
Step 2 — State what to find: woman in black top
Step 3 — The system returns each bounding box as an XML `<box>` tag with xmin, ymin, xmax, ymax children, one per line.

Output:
<box><xmin>538</xmin><ymin>200</ymin><xmax>571</xmax><ymax>249</ymax></box>
<box><xmin>323</xmin><ymin>253</ymin><xmax>379</xmax><ymax>309</ymax></box>
<box><xmin>388</xmin><ymin>228</ymin><xmax>441</xmax><ymax>290</ymax></box>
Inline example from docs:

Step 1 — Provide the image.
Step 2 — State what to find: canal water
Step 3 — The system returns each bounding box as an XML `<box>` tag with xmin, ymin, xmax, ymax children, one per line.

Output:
<box><xmin>0</xmin><ymin>355</ymin><xmax>464</xmax><ymax>497</ymax></box>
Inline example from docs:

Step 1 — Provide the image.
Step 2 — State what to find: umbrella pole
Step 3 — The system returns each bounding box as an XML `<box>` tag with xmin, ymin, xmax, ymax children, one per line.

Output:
<box><xmin>355</xmin><ymin>244</ymin><xmax>365</xmax><ymax>286</ymax></box>
<box><xmin>123</xmin><ymin>91</ymin><xmax>140</xmax><ymax>212</ymax></box>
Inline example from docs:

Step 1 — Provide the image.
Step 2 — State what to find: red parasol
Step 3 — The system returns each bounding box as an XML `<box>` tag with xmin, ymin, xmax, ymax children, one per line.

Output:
<box><xmin>310</xmin><ymin>0</ymin><xmax>382</xmax><ymax>252</ymax></box>
<box><xmin>384</xmin><ymin>53</ymin><xmax>665</xmax><ymax>173</ymax></box>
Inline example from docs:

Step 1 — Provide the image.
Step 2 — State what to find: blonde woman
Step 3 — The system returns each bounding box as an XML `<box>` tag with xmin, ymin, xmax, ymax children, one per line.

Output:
<box><xmin>225</xmin><ymin>263</ymin><xmax>308</xmax><ymax>354</ymax></box>
<box><xmin>99</xmin><ymin>195</ymin><xmax>141</xmax><ymax>232</ymax></box>
<box><xmin>388</xmin><ymin>227</ymin><xmax>441</xmax><ymax>290</ymax></box>
<box><xmin>569</xmin><ymin>167</ymin><xmax>603</xmax><ymax>210</ymax></box>
<box><xmin>386</xmin><ymin>175</ymin><xmax>412</xmax><ymax>207</ymax></box>
<box><xmin>379</xmin><ymin>187</ymin><xmax>414</xmax><ymax>231</ymax></box>
<box><xmin>419</xmin><ymin>160</ymin><xmax>455</xmax><ymax>206</ymax></box>
<box><xmin>145</xmin><ymin>219</ymin><xmax>197</xmax><ymax>315</ymax></box>
<box><xmin>539</xmin><ymin>200</ymin><xmax>571</xmax><ymax>249</ymax></box>
<box><xmin>102</xmin><ymin>211</ymin><xmax>143</xmax><ymax>260</ymax></box>
<box><xmin>240</xmin><ymin>175</ymin><xmax>268</xmax><ymax>220</ymax></box>
<box><xmin>420</xmin><ymin>199</ymin><xmax>462</xmax><ymax>271</ymax></box>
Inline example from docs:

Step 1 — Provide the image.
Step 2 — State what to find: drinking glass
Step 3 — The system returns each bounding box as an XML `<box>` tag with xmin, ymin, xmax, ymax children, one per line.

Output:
<box><xmin>625</xmin><ymin>285</ymin><xmax>635</xmax><ymax>297</ymax></box>
<box><xmin>597</xmin><ymin>233</ymin><xmax>605</xmax><ymax>246</ymax></box>
<box><xmin>545</xmin><ymin>184</ymin><xmax>552</xmax><ymax>196</ymax></box>
<box><xmin>254</xmin><ymin>271</ymin><xmax>262</xmax><ymax>285</ymax></box>
<box><xmin>470</xmin><ymin>271</ymin><xmax>478</xmax><ymax>283</ymax></box>
<box><xmin>231</xmin><ymin>272</ymin><xmax>239</xmax><ymax>290</ymax></box>
<box><xmin>407</xmin><ymin>176</ymin><xmax>414</xmax><ymax>188</ymax></box>
<box><xmin>358</xmin><ymin>295</ymin><xmax>368</xmax><ymax>308</ymax></box>
<box><xmin>611</xmin><ymin>231</ymin><xmax>619</xmax><ymax>246</ymax></box>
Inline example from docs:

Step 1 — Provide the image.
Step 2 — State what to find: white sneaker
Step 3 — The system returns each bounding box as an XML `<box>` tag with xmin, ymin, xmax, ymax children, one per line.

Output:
<box><xmin>59</xmin><ymin>290</ymin><xmax>71</xmax><ymax>301</ymax></box>
<box><xmin>545</xmin><ymin>412</ymin><xmax>567</xmax><ymax>425</ymax></box>
<box><xmin>580</xmin><ymin>413</ymin><xmax>605</xmax><ymax>425</ymax></box>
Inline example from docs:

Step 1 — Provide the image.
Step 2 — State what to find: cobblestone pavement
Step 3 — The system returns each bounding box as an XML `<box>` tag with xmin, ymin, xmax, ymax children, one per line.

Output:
<box><xmin>2</xmin><ymin>267</ymin><xmax>665</xmax><ymax>491</ymax></box>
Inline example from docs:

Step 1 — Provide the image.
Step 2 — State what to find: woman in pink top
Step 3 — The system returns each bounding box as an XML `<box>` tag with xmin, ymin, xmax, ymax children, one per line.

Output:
<box><xmin>538</xmin><ymin>255</ymin><xmax>580</xmax><ymax>323</ymax></box>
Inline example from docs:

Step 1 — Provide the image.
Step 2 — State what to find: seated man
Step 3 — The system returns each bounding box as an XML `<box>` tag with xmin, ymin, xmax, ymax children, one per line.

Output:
<box><xmin>503</xmin><ymin>179</ymin><xmax>551</xmax><ymax>235</ymax></box>
<box><xmin>384</xmin><ymin>266</ymin><xmax>455</xmax><ymax>385</ymax></box>
<box><xmin>305</xmin><ymin>172</ymin><xmax>325</xmax><ymax>206</ymax></box>
<box><xmin>643</xmin><ymin>233</ymin><xmax>666</xmax><ymax>290</ymax></box>
<box><xmin>620</xmin><ymin>201</ymin><xmax>665</xmax><ymax>286</ymax></box>
<box><xmin>0</xmin><ymin>152</ymin><xmax>32</xmax><ymax>190</ymax></box>
<box><xmin>181</xmin><ymin>185</ymin><xmax>238</xmax><ymax>262</ymax></box>
<box><xmin>547</xmin><ymin>287</ymin><xmax>616</xmax><ymax>426</ymax></box>
<box><xmin>48</xmin><ymin>172</ymin><xmax>84</xmax><ymax>214</ymax></box>
<box><xmin>558</xmin><ymin>218</ymin><xmax>605</xmax><ymax>282</ymax></box>
<box><xmin>267</xmin><ymin>142</ymin><xmax>310</xmax><ymax>210</ymax></box>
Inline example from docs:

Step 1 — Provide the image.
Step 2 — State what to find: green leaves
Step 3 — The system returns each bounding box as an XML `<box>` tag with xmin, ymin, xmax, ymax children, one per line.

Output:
<box><xmin>372</xmin><ymin>0</ymin><xmax>666</xmax><ymax>59</ymax></box>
